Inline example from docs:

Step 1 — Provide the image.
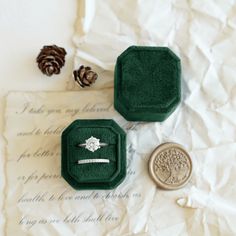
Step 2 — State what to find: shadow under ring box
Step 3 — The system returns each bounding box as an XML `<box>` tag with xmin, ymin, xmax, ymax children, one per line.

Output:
<box><xmin>61</xmin><ymin>119</ymin><xmax>126</xmax><ymax>190</ymax></box>
<box><xmin>114</xmin><ymin>46</ymin><xmax>181</xmax><ymax>122</ymax></box>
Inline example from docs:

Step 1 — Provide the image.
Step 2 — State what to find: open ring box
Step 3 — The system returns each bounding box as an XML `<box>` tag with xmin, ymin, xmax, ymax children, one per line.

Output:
<box><xmin>61</xmin><ymin>119</ymin><xmax>126</xmax><ymax>190</ymax></box>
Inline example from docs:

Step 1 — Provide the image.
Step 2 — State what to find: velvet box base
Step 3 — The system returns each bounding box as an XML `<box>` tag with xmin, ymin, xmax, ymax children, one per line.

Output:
<box><xmin>61</xmin><ymin>119</ymin><xmax>126</xmax><ymax>190</ymax></box>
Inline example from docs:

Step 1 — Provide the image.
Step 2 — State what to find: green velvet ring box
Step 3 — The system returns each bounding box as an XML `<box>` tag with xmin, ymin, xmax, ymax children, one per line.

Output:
<box><xmin>114</xmin><ymin>46</ymin><xmax>181</xmax><ymax>121</ymax></box>
<box><xmin>61</xmin><ymin>119</ymin><xmax>126</xmax><ymax>190</ymax></box>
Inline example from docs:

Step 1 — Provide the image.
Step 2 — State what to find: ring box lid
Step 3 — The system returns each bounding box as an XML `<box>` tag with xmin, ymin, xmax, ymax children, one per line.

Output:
<box><xmin>114</xmin><ymin>46</ymin><xmax>181</xmax><ymax>122</ymax></box>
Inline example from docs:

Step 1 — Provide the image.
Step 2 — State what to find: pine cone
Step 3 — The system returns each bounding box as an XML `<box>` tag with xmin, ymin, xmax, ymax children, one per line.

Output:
<box><xmin>73</xmin><ymin>65</ymin><xmax>98</xmax><ymax>87</ymax></box>
<box><xmin>36</xmin><ymin>45</ymin><xmax>67</xmax><ymax>76</ymax></box>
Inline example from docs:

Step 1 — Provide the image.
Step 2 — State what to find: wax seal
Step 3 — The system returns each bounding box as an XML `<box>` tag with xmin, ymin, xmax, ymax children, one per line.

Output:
<box><xmin>149</xmin><ymin>142</ymin><xmax>192</xmax><ymax>190</ymax></box>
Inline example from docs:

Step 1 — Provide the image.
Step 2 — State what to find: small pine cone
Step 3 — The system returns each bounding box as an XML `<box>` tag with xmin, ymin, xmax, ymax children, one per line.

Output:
<box><xmin>36</xmin><ymin>45</ymin><xmax>67</xmax><ymax>76</ymax></box>
<box><xmin>73</xmin><ymin>65</ymin><xmax>98</xmax><ymax>87</ymax></box>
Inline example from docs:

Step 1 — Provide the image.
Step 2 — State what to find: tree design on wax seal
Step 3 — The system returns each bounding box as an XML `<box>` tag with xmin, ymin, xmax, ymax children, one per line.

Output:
<box><xmin>149</xmin><ymin>143</ymin><xmax>192</xmax><ymax>190</ymax></box>
<box><xmin>154</xmin><ymin>148</ymin><xmax>189</xmax><ymax>184</ymax></box>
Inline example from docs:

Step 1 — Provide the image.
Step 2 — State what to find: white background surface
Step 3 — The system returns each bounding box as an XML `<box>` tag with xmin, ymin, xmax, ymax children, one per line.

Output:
<box><xmin>1</xmin><ymin>0</ymin><xmax>236</xmax><ymax>235</ymax></box>
<box><xmin>0</xmin><ymin>0</ymin><xmax>77</xmax><ymax>235</ymax></box>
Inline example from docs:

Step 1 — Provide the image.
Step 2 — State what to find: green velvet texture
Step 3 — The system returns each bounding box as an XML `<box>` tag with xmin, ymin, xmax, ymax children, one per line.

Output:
<box><xmin>114</xmin><ymin>46</ymin><xmax>181</xmax><ymax>121</ymax></box>
<box><xmin>61</xmin><ymin>119</ymin><xmax>126</xmax><ymax>190</ymax></box>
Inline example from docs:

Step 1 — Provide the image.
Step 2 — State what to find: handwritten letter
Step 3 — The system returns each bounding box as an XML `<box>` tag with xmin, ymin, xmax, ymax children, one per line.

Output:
<box><xmin>4</xmin><ymin>90</ymin><xmax>154</xmax><ymax>235</ymax></box>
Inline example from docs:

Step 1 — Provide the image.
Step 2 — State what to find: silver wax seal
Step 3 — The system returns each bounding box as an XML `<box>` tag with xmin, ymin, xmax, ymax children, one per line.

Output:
<box><xmin>149</xmin><ymin>142</ymin><xmax>192</xmax><ymax>190</ymax></box>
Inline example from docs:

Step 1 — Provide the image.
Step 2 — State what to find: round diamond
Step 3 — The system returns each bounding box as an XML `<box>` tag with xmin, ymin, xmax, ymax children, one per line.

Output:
<box><xmin>85</xmin><ymin>136</ymin><xmax>101</xmax><ymax>152</ymax></box>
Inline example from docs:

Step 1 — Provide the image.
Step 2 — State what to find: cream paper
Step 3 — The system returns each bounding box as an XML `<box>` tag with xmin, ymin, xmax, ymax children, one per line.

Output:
<box><xmin>71</xmin><ymin>0</ymin><xmax>236</xmax><ymax>235</ymax></box>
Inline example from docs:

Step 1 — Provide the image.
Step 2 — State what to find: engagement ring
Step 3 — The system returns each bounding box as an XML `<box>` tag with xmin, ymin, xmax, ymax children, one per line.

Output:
<box><xmin>78</xmin><ymin>136</ymin><xmax>108</xmax><ymax>152</ymax></box>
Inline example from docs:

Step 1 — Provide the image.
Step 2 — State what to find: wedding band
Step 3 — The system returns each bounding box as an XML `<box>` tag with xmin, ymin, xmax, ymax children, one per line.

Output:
<box><xmin>77</xmin><ymin>159</ymin><xmax>110</xmax><ymax>164</ymax></box>
<box><xmin>78</xmin><ymin>136</ymin><xmax>108</xmax><ymax>152</ymax></box>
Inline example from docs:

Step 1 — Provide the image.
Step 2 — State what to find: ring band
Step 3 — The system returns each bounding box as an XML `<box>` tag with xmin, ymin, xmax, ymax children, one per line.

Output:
<box><xmin>78</xmin><ymin>143</ymin><xmax>107</xmax><ymax>147</ymax></box>
<box><xmin>78</xmin><ymin>136</ymin><xmax>108</xmax><ymax>152</ymax></box>
<box><xmin>77</xmin><ymin>159</ymin><xmax>110</xmax><ymax>164</ymax></box>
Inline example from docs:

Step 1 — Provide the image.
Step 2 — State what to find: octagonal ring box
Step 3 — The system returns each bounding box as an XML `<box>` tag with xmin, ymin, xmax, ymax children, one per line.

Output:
<box><xmin>114</xmin><ymin>46</ymin><xmax>181</xmax><ymax>121</ymax></box>
<box><xmin>61</xmin><ymin>119</ymin><xmax>126</xmax><ymax>190</ymax></box>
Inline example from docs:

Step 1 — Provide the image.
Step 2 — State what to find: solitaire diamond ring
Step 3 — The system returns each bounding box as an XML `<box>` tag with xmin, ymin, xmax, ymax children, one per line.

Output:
<box><xmin>78</xmin><ymin>136</ymin><xmax>108</xmax><ymax>152</ymax></box>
